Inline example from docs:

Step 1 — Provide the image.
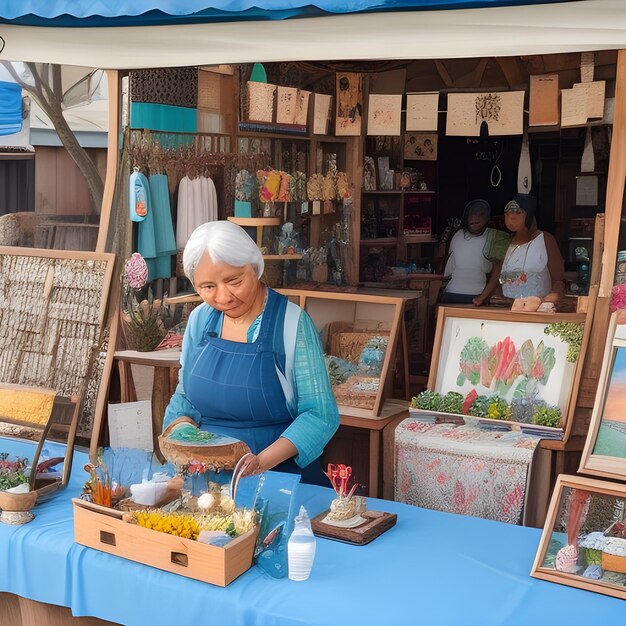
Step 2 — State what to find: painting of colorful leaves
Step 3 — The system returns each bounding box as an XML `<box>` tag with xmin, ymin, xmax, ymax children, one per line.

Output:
<box><xmin>418</xmin><ymin>315</ymin><xmax>583</xmax><ymax>428</ymax></box>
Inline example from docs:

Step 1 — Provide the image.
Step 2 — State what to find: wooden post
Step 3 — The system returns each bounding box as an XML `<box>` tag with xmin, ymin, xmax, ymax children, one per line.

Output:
<box><xmin>96</xmin><ymin>70</ymin><xmax>121</xmax><ymax>253</ymax></box>
<box><xmin>600</xmin><ymin>50</ymin><xmax>626</xmax><ymax>297</ymax></box>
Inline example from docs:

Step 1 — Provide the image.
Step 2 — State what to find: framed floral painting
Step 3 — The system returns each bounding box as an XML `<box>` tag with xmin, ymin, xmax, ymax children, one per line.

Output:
<box><xmin>531</xmin><ymin>474</ymin><xmax>626</xmax><ymax>601</ymax></box>
<box><xmin>580</xmin><ymin>311</ymin><xmax>626</xmax><ymax>480</ymax></box>
<box><xmin>412</xmin><ymin>307</ymin><xmax>588</xmax><ymax>438</ymax></box>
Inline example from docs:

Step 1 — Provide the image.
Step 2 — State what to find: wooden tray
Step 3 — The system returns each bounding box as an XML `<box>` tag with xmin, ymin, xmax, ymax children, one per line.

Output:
<box><xmin>72</xmin><ymin>499</ymin><xmax>258</xmax><ymax>586</ymax></box>
<box><xmin>311</xmin><ymin>509</ymin><xmax>397</xmax><ymax>545</ymax></box>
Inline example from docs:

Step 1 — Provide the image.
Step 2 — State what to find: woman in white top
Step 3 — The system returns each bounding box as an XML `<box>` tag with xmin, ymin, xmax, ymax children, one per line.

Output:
<box><xmin>442</xmin><ymin>200</ymin><xmax>509</xmax><ymax>305</ymax></box>
<box><xmin>499</xmin><ymin>194</ymin><xmax>564</xmax><ymax>300</ymax></box>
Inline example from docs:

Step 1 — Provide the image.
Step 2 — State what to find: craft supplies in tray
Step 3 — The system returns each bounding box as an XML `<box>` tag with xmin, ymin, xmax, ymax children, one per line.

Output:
<box><xmin>74</xmin><ymin>445</ymin><xmax>260</xmax><ymax>586</ymax></box>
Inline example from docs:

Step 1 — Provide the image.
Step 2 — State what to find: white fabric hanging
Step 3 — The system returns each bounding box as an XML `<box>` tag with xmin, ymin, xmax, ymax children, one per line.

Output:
<box><xmin>176</xmin><ymin>175</ymin><xmax>218</xmax><ymax>248</ymax></box>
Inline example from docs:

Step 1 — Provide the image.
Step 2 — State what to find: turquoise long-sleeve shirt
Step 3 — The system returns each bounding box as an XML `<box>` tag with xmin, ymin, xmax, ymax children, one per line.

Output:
<box><xmin>163</xmin><ymin>299</ymin><xmax>339</xmax><ymax>467</ymax></box>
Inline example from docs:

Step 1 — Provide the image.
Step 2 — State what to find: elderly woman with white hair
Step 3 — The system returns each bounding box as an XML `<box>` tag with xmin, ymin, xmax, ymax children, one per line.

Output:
<box><xmin>162</xmin><ymin>220</ymin><xmax>339</xmax><ymax>484</ymax></box>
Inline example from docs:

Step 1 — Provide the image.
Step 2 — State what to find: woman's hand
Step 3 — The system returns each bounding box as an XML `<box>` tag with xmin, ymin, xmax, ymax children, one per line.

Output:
<box><xmin>472</xmin><ymin>295</ymin><xmax>485</xmax><ymax>307</ymax></box>
<box><xmin>237</xmin><ymin>453</ymin><xmax>263</xmax><ymax>477</ymax></box>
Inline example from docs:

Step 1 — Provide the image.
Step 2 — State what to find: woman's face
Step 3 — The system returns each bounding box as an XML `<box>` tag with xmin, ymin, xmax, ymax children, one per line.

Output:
<box><xmin>467</xmin><ymin>211</ymin><xmax>488</xmax><ymax>234</ymax></box>
<box><xmin>504</xmin><ymin>211</ymin><xmax>527</xmax><ymax>233</ymax></box>
<box><xmin>193</xmin><ymin>253</ymin><xmax>259</xmax><ymax>319</ymax></box>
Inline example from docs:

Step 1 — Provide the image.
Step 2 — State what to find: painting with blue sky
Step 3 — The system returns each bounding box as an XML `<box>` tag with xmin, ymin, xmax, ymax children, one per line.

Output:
<box><xmin>593</xmin><ymin>347</ymin><xmax>626</xmax><ymax>458</ymax></box>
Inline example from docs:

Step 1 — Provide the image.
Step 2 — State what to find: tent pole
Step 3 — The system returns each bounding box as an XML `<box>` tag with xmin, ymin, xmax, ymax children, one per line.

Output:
<box><xmin>96</xmin><ymin>70</ymin><xmax>120</xmax><ymax>253</ymax></box>
<box><xmin>600</xmin><ymin>49</ymin><xmax>626</xmax><ymax>297</ymax></box>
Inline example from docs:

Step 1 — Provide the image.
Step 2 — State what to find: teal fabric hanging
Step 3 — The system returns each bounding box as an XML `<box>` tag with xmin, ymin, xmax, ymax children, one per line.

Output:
<box><xmin>137</xmin><ymin>173</ymin><xmax>176</xmax><ymax>280</ymax></box>
<box><xmin>130</xmin><ymin>102</ymin><xmax>197</xmax><ymax>134</ymax></box>
<box><xmin>129</xmin><ymin>169</ymin><xmax>149</xmax><ymax>222</ymax></box>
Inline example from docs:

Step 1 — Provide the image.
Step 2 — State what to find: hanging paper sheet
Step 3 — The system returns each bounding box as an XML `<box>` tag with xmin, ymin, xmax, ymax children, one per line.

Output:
<box><xmin>313</xmin><ymin>93</ymin><xmax>333</xmax><ymax>135</ymax></box>
<box><xmin>529</xmin><ymin>74</ymin><xmax>559</xmax><ymax>127</ymax></box>
<box><xmin>446</xmin><ymin>91</ymin><xmax>524</xmax><ymax>137</ymax></box>
<box><xmin>276</xmin><ymin>86</ymin><xmax>299</xmax><ymax>124</ymax></box>
<box><xmin>367</xmin><ymin>94</ymin><xmax>402</xmax><ymax>136</ymax></box>
<box><xmin>580</xmin><ymin>52</ymin><xmax>595</xmax><ymax>83</ymax></box>
<box><xmin>406</xmin><ymin>92</ymin><xmax>439</xmax><ymax>131</ymax></box>
<box><xmin>576</xmin><ymin>176</ymin><xmax>598</xmax><ymax>206</ymax></box>
<box><xmin>294</xmin><ymin>90</ymin><xmax>310</xmax><ymax>126</ymax></box>
<box><xmin>335</xmin><ymin>72</ymin><xmax>363</xmax><ymax>136</ymax></box>
<box><xmin>561</xmin><ymin>81</ymin><xmax>605</xmax><ymax>127</ymax></box>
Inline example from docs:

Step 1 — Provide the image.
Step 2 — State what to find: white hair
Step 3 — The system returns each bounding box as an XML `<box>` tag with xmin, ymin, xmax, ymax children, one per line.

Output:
<box><xmin>183</xmin><ymin>220</ymin><xmax>264</xmax><ymax>285</ymax></box>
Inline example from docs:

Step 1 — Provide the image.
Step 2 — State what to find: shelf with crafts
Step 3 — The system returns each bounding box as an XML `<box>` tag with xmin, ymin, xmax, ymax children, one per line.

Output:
<box><xmin>361</xmin><ymin>135</ymin><xmax>440</xmax><ymax>279</ymax></box>
<box><xmin>226</xmin><ymin>217</ymin><xmax>303</xmax><ymax>261</ymax></box>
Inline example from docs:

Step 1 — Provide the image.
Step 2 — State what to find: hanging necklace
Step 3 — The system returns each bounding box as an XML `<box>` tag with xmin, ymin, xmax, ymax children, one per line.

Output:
<box><xmin>502</xmin><ymin>238</ymin><xmax>533</xmax><ymax>290</ymax></box>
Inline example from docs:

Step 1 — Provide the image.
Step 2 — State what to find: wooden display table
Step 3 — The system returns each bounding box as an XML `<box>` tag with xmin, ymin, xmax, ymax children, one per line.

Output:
<box><xmin>334</xmin><ymin>399</ymin><xmax>409</xmax><ymax>498</ymax></box>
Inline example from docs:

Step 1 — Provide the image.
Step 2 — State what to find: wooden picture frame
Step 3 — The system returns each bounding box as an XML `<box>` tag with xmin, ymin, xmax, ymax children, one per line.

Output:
<box><xmin>279</xmin><ymin>289</ymin><xmax>403</xmax><ymax>417</ymax></box>
<box><xmin>531</xmin><ymin>474</ymin><xmax>626</xmax><ymax>601</ymax></box>
<box><xmin>0</xmin><ymin>246</ymin><xmax>116</xmax><ymax>453</ymax></box>
<box><xmin>0</xmin><ymin>382</ymin><xmax>82</xmax><ymax>503</ymax></box>
<box><xmin>421</xmin><ymin>307</ymin><xmax>589</xmax><ymax>439</ymax></box>
<box><xmin>580</xmin><ymin>310</ymin><xmax>626</xmax><ymax>479</ymax></box>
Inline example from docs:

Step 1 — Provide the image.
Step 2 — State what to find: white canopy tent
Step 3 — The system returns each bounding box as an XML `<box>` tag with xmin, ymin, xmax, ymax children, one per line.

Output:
<box><xmin>0</xmin><ymin>0</ymin><xmax>625</xmax><ymax>68</ymax></box>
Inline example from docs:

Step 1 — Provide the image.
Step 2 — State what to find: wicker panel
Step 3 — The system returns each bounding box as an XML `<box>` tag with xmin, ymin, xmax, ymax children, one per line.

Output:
<box><xmin>0</xmin><ymin>253</ymin><xmax>112</xmax><ymax>436</ymax></box>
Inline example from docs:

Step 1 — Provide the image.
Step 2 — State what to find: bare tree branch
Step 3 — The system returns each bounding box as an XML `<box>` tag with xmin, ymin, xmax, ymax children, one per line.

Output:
<box><xmin>3</xmin><ymin>61</ymin><xmax>104</xmax><ymax>212</ymax></box>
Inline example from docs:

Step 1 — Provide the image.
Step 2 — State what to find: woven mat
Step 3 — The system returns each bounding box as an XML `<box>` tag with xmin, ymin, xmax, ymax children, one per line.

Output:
<box><xmin>395</xmin><ymin>418</ymin><xmax>541</xmax><ymax>525</ymax></box>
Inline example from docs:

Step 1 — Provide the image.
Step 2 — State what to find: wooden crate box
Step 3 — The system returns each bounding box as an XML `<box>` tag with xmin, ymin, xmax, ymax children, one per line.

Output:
<box><xmin>73</xmin><ymin>499</ymin><xmax>259</xmax><ymax>587</ymax></box>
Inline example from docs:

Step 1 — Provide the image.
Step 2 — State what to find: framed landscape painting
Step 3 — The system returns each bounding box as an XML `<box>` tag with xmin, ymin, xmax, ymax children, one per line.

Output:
<box><xmin>412</xmin><ymin>307</ymin><xmax>588</xmax><ymax>438</ymax></box>
<box><xmin>580</xmin><ymin>311</ymin><xmax>626</xmax><ymax>480</ymax></box>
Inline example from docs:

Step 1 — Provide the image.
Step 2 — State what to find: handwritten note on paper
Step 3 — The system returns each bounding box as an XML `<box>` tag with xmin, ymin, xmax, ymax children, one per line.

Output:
<box><xmin>446</xmin><ymin>91</ymin><xmax>524</xmax><ymax>137</ymax></box>
<box><xmin>108</xmin><ymin>401</ymin><xmax>153</xmax><ymax>451</ymax></box>
<box><xmin>561</xmin><ymin>88</ymin><xmax>588</xmax><ymax>127</ymax></box>
<box><xmin>576</xmin><ymin>176</ymin><xmax>598</xmax><ymax>206</ymax></box>
<box><xmin>367</xmin><ymin>94</ymin><xmax>402</xmax><ymax>135</ymax></box>
<box><xmin>406</xmin><ymin>92</ymin><xmax>439</xmax><ymax>131</ymax></box>
<box><xmin>529</xmin><ymin>74</ymin><xmax>559</xmax><ymax>126</ymax></box>
<box><xmin>313</xmin><ymin>93</ymin><xmax>333</xmax><ymax>135</ymax></box>
<box><xmin>580</xmin><ymin>52</ymin><xmax>595</xmax><ymax>83</ymax></box>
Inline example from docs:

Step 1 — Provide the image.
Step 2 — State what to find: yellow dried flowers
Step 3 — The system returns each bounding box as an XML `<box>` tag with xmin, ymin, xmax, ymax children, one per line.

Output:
<box><xmin>134</xmin><ymin>511</ymin><xmax>200</xmax><ymax>540</ymax></box>
<box><xmin>130</xmin><ymin>507</ymin><xmax>257</xmax><ymax>541</ymax></box>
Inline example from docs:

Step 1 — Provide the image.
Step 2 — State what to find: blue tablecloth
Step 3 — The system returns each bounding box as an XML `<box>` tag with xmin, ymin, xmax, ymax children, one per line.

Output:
<box><xmin>0</xmin><ymin>436</ymin><xmax>624</xmax><ymax>625</ymax></box>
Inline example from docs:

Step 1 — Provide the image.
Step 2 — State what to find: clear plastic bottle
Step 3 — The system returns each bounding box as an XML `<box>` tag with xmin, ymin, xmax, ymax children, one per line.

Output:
<box><xmin>287</xmin><ymin>505</ymin><xmax>316</xmax><ymax>581</ymax></box>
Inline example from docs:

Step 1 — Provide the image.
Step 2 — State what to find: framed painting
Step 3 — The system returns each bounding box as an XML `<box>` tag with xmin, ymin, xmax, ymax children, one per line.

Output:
<box><xmin>413</xmin><ymin>307</ymin><xmax>588</xmax><ymax>438</ymax></box>
<box><xmin>279</xmin><ymin>289</ymin><xmax>403</xmax><ymax>416</ymax></box>
<box><xmin>580</xmin><ymin>311</ymin><xmax>626</xmax><ymax>479</ymax></box>
<box><xmin>531</xmin><ymin>474</ymin><xmax>626</xmax><ymax>601</ymax></box>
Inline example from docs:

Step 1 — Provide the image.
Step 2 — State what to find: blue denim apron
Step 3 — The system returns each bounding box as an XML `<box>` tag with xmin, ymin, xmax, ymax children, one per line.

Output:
<box><xmin>185</xmin><ymin>289</ymin><xmax>325</xmax><ymax>483</ymax></box>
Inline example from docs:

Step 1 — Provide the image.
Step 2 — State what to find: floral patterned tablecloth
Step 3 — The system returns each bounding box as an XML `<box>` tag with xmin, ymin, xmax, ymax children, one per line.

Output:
<box><xmin>395</xmin><ymin>418</ymin><xmax>541</xmax><ymax>525</ymax></box>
